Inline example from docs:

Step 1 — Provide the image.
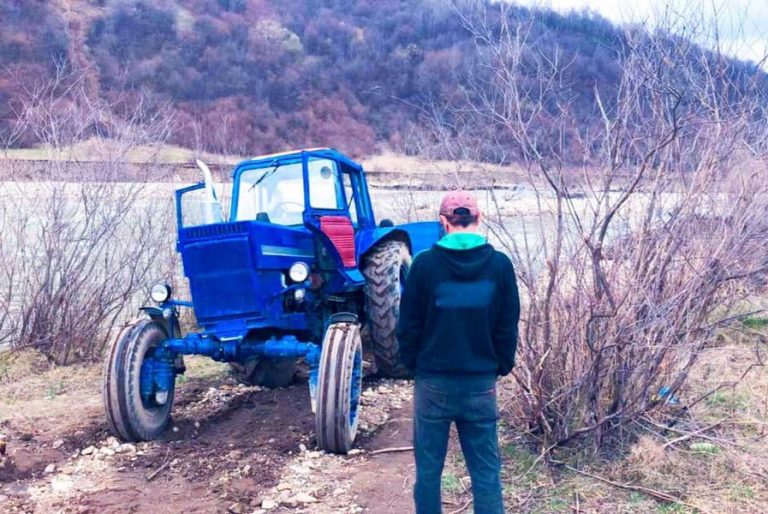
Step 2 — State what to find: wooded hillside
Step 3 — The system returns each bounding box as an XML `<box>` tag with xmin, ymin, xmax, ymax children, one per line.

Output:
<box><xmin>1</xmin><ymin>0</ymin><xmax>765</xmax><ymax>159</ymax></box>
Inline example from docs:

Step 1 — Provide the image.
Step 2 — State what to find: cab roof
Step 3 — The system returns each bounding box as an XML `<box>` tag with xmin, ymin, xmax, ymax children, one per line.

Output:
<box><xmin>232</xmin><ymin>148</ymin><xmax>363</xmax><ymax>177</ymax></box>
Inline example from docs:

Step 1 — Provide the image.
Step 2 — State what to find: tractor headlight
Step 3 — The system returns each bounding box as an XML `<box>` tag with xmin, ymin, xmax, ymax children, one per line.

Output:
<box><xmin>150</xmin><ymin>283</ymin><xmax>172</xmax><ymax>303</ymax></box>
<box><xmin>288</xmin><ymin>262</ymin><xmax>310</xmax><ymax>283</ymax></box>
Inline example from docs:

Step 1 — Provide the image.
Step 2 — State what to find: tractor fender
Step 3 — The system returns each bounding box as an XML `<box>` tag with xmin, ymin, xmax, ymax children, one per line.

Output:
<box><xmin>356</xmin><ymin>227</ymin><xmax>409</xmax><ymax>263</ymax></box>
<box><xmin>139</xmin><ymin>306</ymin><xmax>181</xmax><ymax>339</ymax></box>
<box><xmin>356</xmin><ymin>221</ymin><xmax>442</xmax><ymax>263</ymax></box>
<box><xmin>138</xmin><ymin>306</ymin><xmax>185</xmax><ymax>374</ymax></box>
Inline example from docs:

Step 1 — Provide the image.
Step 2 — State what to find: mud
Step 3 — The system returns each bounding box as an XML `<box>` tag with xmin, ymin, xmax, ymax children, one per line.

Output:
<box><xmin>0</xmin><ymin>370</ymin><xmax>423</xmax><ymax>513</ymax></box>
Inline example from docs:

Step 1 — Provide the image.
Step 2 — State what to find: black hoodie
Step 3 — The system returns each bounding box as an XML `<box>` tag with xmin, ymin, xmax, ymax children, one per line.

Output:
<box><xmin>397</xmin><ymin>240</ymin><xmax>521</xmax><ymax>378</ymax></box>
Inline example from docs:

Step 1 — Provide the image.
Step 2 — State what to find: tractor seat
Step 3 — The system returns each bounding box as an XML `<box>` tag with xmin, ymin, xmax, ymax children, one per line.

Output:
<box><xmin>256</xmin><ymin>212</ymin><xmax>271</xmax><ymax>223</ymax></box>
<box><xmin>319</xmin><ymin>216</ymin><xmax>356</xmax><ymax>268</ymax></box>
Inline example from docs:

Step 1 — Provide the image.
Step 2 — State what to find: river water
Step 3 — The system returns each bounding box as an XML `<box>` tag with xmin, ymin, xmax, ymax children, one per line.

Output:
<box><xmin>0</xmin><ymin>180</ymin><xmax>689</xmax><ymax>353</ymax></box>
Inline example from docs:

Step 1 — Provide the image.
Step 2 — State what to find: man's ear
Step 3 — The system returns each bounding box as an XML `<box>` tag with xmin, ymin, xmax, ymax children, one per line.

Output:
<box><xmin>439</xmin><ymin>214</ymin><xmax>451</xmax><ymax>233</ymax></box>
<box><xmin>476</xmin><ymin>211</ymin><xmax>483</xmax><ymax>226</ymax></box>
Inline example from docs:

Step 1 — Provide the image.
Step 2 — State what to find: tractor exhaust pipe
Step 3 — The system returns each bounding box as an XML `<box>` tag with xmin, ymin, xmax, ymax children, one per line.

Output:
<box><xmin>195</xmin><ymin>159</ymin><xmax>224</xmax><ymax>224</ymax></box>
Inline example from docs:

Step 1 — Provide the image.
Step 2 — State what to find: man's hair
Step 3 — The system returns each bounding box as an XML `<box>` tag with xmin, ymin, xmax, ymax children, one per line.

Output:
<box><xmin>444</xmin><ymin>207</ymin><xmax>478</xmax><ymax>228</ymax></box>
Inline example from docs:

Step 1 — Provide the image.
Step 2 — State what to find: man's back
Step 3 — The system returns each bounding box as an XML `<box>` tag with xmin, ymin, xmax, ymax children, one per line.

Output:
<box><xmin>397</xmin><ymin>233</ymin><xmax>520</xmax><ymax>379</ymax></box>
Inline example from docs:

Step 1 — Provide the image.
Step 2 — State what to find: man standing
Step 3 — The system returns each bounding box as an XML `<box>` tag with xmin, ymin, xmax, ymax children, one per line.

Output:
<box><xmin>397</xmin><ymin>190</ymin><xmax>520</xmax><ymax>514</ymax></box>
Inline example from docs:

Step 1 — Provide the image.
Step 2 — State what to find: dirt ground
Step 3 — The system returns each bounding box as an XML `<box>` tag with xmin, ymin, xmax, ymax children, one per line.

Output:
<box><xmin>0</xmin><ymin>356</ymin><xmax>421</xmax><ymax>514</ymax></box>
<box><xmin>2</xmin><ymin>329</ymin><xmax>768</xmax><ymax>514</ymax></box>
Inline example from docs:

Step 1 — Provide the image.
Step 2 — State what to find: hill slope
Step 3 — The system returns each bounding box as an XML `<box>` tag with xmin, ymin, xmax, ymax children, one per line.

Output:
<box><xmin>0</xmin><ymin>0</ymin><xmax>764</xmax><ymax>158</ymax></box>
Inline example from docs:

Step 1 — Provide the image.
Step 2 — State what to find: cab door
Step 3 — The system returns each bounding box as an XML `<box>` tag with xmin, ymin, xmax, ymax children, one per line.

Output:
<box><xmin>302</xmin><ymin>155</ymin><xmax>359</xmax><ymax>271</ymax></box>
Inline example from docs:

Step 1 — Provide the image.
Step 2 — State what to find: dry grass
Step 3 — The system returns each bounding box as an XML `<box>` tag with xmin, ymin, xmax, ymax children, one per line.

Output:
<box><xmin>0</xmin><ymin>352</ymin><xmax>229</xmax><ymax>430</ymax></box>
<box><xmin>361</xmin><ymin>150</ymin><xmax>522</xmax><ymax>175</ymax></box>
<box><xmin>0</xmin><ymin>138</ymin><xmax>242</xmax><ymax>164</ymax></box>
<box><xmin>176</xmin><ymin>355</ymin><xmax>229</xmax><ymax>383</ymax></box>
<box><xmin>0</xmin><ymin>350</ymin><xmax>101</xmax><ymax>426</ymax></box>
<box><xmin>0</xmin><ymin>349</ymin><xmax>51</xmax><ymax>385</ymax></box>
<box><xmin>0</xmin><ymin>144</ymin><xmax>528</xmax><ymax>185</ymax></box>
<box><xmin>494</xmin><ymin>321</ymin><xmax>768</xmax><ymax>513</ymax></box>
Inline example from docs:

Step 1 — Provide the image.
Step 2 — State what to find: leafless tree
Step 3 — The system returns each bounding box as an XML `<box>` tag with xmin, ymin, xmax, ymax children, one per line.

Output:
<box><xmin>427</xmin><ymin>2</ymin><xmax>768</xmax><ymax>453</ymax></box>
<box><xmin>0</xmin><ymin>63</ymin><xmax>179</xmax><ymax>363</ymax></box>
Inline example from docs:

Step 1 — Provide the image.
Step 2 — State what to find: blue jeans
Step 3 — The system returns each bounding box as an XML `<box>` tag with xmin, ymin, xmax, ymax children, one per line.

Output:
<box><xmin>413</xmin><ymin>376</ymin><xmax>504</xmax><ymax>514</ymax></box>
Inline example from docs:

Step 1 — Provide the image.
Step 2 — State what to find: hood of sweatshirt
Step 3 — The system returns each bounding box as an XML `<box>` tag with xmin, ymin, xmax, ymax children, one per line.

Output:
<box><xmin>431</xmin><ymin>233</ymin><xmax>496</xmax><ymax>280</ymax></box>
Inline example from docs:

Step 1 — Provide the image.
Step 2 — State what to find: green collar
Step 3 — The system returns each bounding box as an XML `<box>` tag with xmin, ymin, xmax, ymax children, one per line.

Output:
<box><xmin>436</xmin><ymin>232</ymin><xmax>487</xmax><ymax>250</ymax></box>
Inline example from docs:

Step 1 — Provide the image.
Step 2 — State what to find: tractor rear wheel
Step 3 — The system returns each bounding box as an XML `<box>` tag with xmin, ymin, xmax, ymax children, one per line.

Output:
<box><xmin>229</xmin><ymin>358</ymin><xmax>296</xmax><ymax>388</ymax></box>
<box><xmin>362</xmin><ymin>239</ymin><xmax>412</xmax><ymax>378</ymax></box>
<box><xmin>315</xmin><ymin>321</ymin><xmax>363</xmax><ymax>454</ymax></box>
<box><xmin>103</xmin><ymin>319</ymin><xmax>175</xmax><ymax>442</ymax></box>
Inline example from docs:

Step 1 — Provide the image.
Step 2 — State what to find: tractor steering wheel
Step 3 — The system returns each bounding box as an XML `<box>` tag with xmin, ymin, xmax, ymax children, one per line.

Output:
<box><xmin>271</xmin><ymin>201</ymin><xmax>305</xmax><ymax>224</ymax></box>
<box><xmin>274</xmin><ymin>201</ymin><xmax>304</xmax><ymax>215</ymax></box>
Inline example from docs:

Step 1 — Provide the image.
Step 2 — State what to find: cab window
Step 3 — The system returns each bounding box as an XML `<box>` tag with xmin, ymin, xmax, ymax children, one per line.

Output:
<box><xmin>235</xmin><ymin>161</ymin><xmax>304</xmax><ymax>225</ymax></box>
<box><xmin>308</xmin><ymin>158</ymin><xmax>343</xmax><ymax>210</ymax></box>
<box><xmin>342</xmin><ymin>171</ymin><xmax>358</xmax><ymax>225</ymax></box>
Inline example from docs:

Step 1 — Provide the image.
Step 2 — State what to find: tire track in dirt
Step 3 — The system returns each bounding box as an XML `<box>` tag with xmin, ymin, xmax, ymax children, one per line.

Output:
<box><xmin>2</xmin><ymin>374</ymin><xmax>316</xmax><ymax>513</ymax></box>
<box><xmin>353</xmin><ymin>407</ymin><xmax>416</xmax><ymax>513</ymax></box>
<box><xmin>0</xmin><ymin>388</ymin><xmax>107</xmax><ymax>485</ymax></box>
<box><xmin>214</xmin><ymin>380</ymin><xmax>415</xmax><ymax>514</ymax></box>
<box><xmin>74</xmin><ymin>382</ymin><xmax>314</xmax><ymax>514</ymax></box>
<box><xmin>1</xmin><ymin>374</ymin><xmax>421</xmax><ymax>513</ymax></box>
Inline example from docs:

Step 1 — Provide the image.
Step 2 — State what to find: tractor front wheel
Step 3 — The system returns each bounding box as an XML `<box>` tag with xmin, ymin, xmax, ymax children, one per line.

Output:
<box><xmin>315</xmin><ymin>321</ymin><xmax>363</xmax><ymax>454</ymax></box>
<box><xmin>362</xmin><ymin>239</ymin><xmax>412</xmax><ymax>378</ymax></box>
<box><xmin>103</xmin><ymin>319</ymin><xmax>175</xmax><ymax>442</ymax></box>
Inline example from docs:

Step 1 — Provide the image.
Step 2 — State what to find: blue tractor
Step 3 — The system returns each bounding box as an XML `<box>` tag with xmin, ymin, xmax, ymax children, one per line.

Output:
<box><xmin>103</xmin><ymin>148</ymin><xmax>440</xmax><ymax>453</ymax></box>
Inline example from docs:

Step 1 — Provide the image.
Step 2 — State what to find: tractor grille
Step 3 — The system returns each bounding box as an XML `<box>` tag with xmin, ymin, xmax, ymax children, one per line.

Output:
<box><xmin>182</xmin><ymin>221</ymin><xmax>250</xmax><ymax>242</ymax></box>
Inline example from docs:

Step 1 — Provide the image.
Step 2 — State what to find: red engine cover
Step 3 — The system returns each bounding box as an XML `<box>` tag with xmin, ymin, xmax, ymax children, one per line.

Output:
<box><xmin>319</xmin><ymin>216</ymin><xmax>356</xmax><ymax>268</ymax></box>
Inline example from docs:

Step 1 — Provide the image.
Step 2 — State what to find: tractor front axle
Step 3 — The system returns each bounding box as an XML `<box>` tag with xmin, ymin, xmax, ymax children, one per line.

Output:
<box><xmin>163</xmin><ymin>333</ymin><xmax>320</xmax><ymax>364</ymax></box>
<box><xmin>150</xmin><ymin>334</ymin><xmax>322</xmax><ymax>410</ymax></box>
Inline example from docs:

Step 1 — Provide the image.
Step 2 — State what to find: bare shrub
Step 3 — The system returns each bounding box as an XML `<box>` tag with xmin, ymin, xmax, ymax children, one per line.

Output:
<box><xmin>0</xmin><ymin>64</ymin><xmax>178</xmax><ymax>363</ymax></box>
<box><xmin>428</xmin><ymin>4</ymin><xmax>768</xmax><ymax>452</ymax></box>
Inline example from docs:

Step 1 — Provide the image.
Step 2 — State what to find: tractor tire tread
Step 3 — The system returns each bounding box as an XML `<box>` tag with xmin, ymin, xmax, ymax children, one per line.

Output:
<box><xmin>102</xmin><ymin>322</ymin><xmax>139</xmax><ymax>441</ymax></box>
<box><xmin>316</xmin><ymin>322</ymin><xmax>361</xmax><ymax>453</ymax></box>
<box><xmin>102</xmin><ymin>319</ymin><xmax>174</xmax><ymax>442</ymax></box>
<box><xmin>362</xmin><ymin>240</ymin><xmax>412</xmax><ymax>378</ymax></box>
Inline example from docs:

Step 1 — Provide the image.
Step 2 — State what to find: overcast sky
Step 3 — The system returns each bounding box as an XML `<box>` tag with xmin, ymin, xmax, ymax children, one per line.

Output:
<box><xmin>512</xmin><ymin>0</ymin><xmax>768</xmax><ymax>66</ymax></box>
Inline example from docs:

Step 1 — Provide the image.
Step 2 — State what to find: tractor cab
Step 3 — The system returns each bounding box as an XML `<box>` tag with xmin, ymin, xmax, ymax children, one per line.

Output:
<box><xmin>230</xmin><ymin>149</ymin><xmax>376</xmax><ymax>276</ymax></box>
<box><xmin>174</xmin><ymin>149</ymin><xmax>380</xmax><ymax>342</ymax></box>
<box><xmin>232</xmin><ymin>149</ymin><xmax>372</xmax><ymax>230</ymax></box>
